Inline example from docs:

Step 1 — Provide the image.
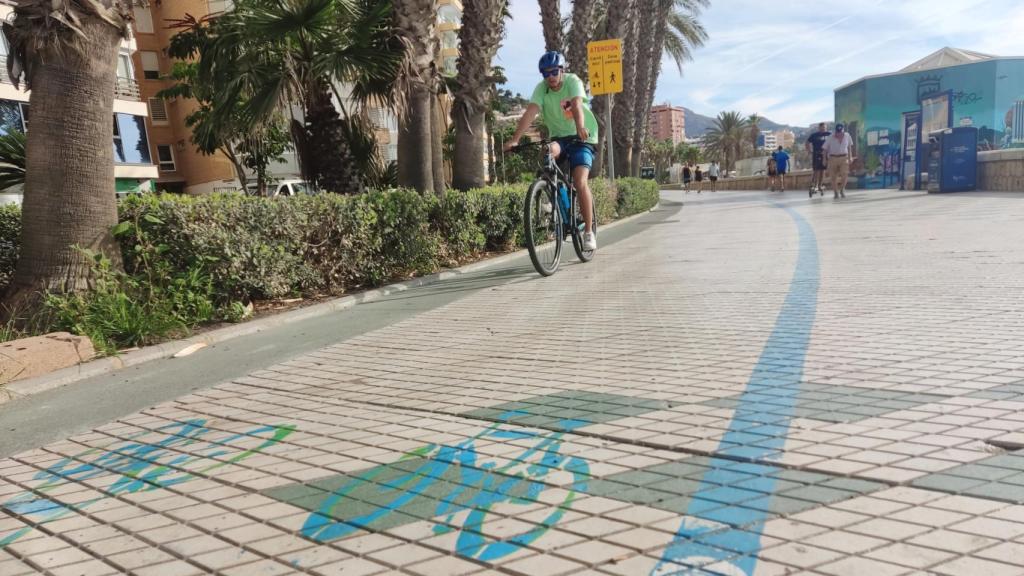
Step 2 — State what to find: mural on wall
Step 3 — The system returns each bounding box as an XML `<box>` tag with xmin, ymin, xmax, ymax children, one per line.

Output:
<box><xmin>0</xmin><ymin>419</ymin><xmax>296</xmax><ymax>547</ymax></box>
<box><xmin>835</xmin><ymin>59</ymin><xmax>1024</xmax><ymax>188</ymax></box>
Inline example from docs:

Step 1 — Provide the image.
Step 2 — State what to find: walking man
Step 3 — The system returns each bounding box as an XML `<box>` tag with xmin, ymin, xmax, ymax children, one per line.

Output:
<box><xmin>805</xmin><ymin>122</ymin><xmax>831</xmax><ymax>196</ymax></box>
<box><xmin>771</xmin><ymin>146</ymin><xmax>790</xmax><ymax>192</ymax></box>
<box><xmin>708</xmin><ymin>161</ymin><xmax>719</xmax><ymax>192</ymax></box>
<box><xmin>682</xmin><ymin>163</ymin><xmax>692</xmax><ymax>193</ymax></box>
<box><xmin>694</xmin><ymin>164</ymin><xmax>703</xmax><ymax>193</ymax></box>
<box><xmin>822</xmin><ymin>122</ymin><xmax>854</xmax><ymax>198</ymax></box>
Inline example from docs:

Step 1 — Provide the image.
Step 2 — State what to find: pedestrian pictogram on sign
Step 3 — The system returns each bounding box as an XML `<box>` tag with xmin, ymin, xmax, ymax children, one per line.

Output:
<box><xmin>587</xmin><ymin>39</ymin><xmax>623</xmax><ymax>96</ymax></box>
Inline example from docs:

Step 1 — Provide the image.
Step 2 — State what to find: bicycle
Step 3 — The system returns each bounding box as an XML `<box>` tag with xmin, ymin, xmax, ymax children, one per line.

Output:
<box><xmin>512</xmin><ymin>139</ymin><xmax>597</xmax><ymax>276</ymax></box>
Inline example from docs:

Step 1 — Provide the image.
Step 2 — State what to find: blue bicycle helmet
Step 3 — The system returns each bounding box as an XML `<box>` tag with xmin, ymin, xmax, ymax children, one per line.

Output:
<box><xmin>538</xmin><ymin>51</ymin><xmax>566</xmax><ymax>73</ymax></box>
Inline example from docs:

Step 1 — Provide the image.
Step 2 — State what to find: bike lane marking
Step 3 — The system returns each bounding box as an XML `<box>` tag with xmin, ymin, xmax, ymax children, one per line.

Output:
<box><xmin>652</xmin><ymin>203</ymin><xmax>820</xmax><ymax>576</ymax></box>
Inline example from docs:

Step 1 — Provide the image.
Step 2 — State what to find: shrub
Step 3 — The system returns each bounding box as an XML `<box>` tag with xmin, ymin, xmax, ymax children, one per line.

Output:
<box><xmin>0</xmin><ymin>177</ymin><xmax>661</xmax><ymax>349</ymax></box>
<box><xmin>0</xmin><ymin>204</ymin><xmax>19</xmax><ymax>290</ymax></box>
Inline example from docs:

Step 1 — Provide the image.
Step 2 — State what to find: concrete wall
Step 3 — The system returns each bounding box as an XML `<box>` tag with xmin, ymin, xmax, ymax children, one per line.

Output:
<box><xmin>978</xmin><ymin>149</ymin><xmax>1024</xmax><ymax>191</ymax></box>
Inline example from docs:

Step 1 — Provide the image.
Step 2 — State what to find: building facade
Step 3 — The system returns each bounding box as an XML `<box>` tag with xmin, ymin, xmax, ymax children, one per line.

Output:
<box><xmin>648</xmin><ymin>103</ymin><xmax>686</xmax><ymax>144</ymax></box>
<box><xmin>132</xmin><ymin>0</ymin><xmax>242</xmax><ymax>194</ymax></box>
<box><xmin>0</xmin><ymin>0</ymin><xmax>159</xmax><ymax>201</ymax></box>
<box><xmin>835</xmin><ymin>47</ymin><xmax>1024</xmax><ymax>189</ymax></box>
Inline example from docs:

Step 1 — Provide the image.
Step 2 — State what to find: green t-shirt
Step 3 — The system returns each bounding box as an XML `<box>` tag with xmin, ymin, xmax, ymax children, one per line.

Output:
<box><xmin>530</xmin><ymin>73</ymin><xmax>599</xmax><ymax>145</ymax></box>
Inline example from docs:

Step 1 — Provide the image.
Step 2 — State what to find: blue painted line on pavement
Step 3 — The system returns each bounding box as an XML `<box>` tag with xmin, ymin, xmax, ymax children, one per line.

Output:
<box><xmin>652</xmin><ymin>203</ymin><xmax>820</xmax><ymax>576</ymax></box>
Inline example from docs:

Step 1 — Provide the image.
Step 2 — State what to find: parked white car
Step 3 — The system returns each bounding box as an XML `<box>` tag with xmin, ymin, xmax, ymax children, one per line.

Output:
<box><xmin>245</xmin><ymin>179</ymin><xmax>315</xmax><ymax>198</ymax></box>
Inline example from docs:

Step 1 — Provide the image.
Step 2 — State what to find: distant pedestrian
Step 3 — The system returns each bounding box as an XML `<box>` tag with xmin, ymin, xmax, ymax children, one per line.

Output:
<box><xmin>805</xmin><ymin>122</ymin><xmax>831</xmax><ymax>197</ymax></box>
<box><xmin>708</xmin><ymin>161</ymin><xmax>720</xmax><ymax>192</ymax></box>
<box><xmin>766</xmin><ymin>156</ymin><xmax>778</xmax><ymax>191</ymax></box>
<box><xmin>771</xmin><ymin>146</ymin><xmax>791</xmax><ymax>192</ymax></box>
<box><xmin>694</xmin><ymin>165</ymin><xmax>703</xmax><ymax>193</ymax></box>
<box><xmin>822</xmin><ymin>122</ymin><xmax>854</xmax><ymax>198</ymax></box>
<box><xmin>682</xmin><ymin>163</ymin><xmax>692</xmax><ymax>193</ymax></box>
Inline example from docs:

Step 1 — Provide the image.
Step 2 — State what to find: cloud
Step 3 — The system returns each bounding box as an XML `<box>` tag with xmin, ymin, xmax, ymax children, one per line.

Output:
<box><xmin>497</xmin><ymin>0</ymin><xmax>1024</xmax><ymax>125</ymax></box>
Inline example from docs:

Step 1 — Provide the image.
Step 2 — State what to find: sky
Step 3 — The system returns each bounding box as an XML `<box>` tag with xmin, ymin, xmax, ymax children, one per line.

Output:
<box><xmin>495</xmin><ymin>0</ymin><xmax>1024</xmax><ymax>127</ymax></box>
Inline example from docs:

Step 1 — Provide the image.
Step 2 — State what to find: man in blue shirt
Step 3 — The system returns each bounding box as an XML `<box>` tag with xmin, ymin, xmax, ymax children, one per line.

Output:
<box><xmin>771</xmin><ymin>146</ymin><xmax>791</xmax><ymax>192</ymax></box>
<box><xmin>805</xmin><ymin>123</ymin><xmax>831</xmax><ymax>196</ymax></box>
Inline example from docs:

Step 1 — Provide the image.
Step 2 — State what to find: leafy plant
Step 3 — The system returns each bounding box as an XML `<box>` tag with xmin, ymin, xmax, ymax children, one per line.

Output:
<box><xmin>0</xmin><ymin>130</ymin><xmax>26</xmax><ymax>191</ymax></box>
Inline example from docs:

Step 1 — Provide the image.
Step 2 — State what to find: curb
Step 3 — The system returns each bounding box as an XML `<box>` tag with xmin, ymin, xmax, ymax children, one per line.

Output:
<box><xmin>0</xmin><ymin>204</ymin><xmax>661</xmax><ymax>405</ymax></box>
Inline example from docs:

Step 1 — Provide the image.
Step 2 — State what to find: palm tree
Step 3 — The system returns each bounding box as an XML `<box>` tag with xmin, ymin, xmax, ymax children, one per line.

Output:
<box><xmin>199</xmin><ymin>0</ymin><xmax>405</xmax><ymax>194</ymax></box>
<box><xmin>566</xmin><ymin>0</ymin><xmax>599</xmax><ymax>78</ymax></box>
<box><xmin>703</xmin><ymin>111</ymin><xmax>748</xmax><ymax>172</ymax></box>
<box><xmin>0</xmin><ymin>130</ymin><xmax>26</xmax><ymax>192</ymax></box>
<box><xmin>538</xmin><ymin>0</ymin><xmax>563</xmax><ymax>52</ymax></box>
<box><xmin>630</xmin><ymin>0</ymin><xmax>708</xmax><ymax>175</ymax></box>
<box><xmin>452</xmin><ymin>0</ymin><xmax>508</xmax><ymax>191</ymax></box>
<box><xmin>748</xmin><ymin>113</ymin><xmax>762</xmax><ymax>150</ymax></box>
<box><xmin>2</xmin><ymin>0</ymin><xmax>132</xmax><ymax>308</ymax></box>
<box><xmin>394</xmin><ymin>0</ymin><xmax>439</xmax><ymax>193</ymax></box>
<box><xmin>607</xmin><ymin>0</ymin><xmax>639</xmax><ymax>177</ymax></box>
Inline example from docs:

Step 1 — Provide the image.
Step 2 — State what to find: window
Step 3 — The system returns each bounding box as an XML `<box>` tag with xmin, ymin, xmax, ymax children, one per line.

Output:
<box><xmin>140</xmin><ymin>51</ymin><xmax>160</xmax><ymax>80</ymax></box>
<box><xmin>0</xmin><ymin>100</ymin><xmax>24</xmax><ymax>136</ymax></box>
<box><xmin>441</xmin><ymin>30</ymin><xmax>458</xmax><ymax>50</ymax></box>
<box><xmin>133</xmin><ymin>6</ymin><xmax>154</xmax><ymax>34</ymax></box>
<box><xmin>208</xmin><ymin>0</ymin><xmax>234</xmax><ymax>14</ymax></box>
<box><xmin>438</xmin><ymin>5</ymin><xmax>461</xmax><ymax>25</ymax></box>
<box><xmin>116</xmin><ymin>52</ymin><xmax>134</xmax><ymax>80</ymax></box>
<box><xmin>156</xmin><ymin>145</ymin><xmax>176</xmax><ymax>172</ymax></box>
<box><xmin>113</xmin><ymin>114</ymin><xmax>152</xmax><ymax>164</ymax></box>
<box><xmin>148</xmin><ymin>97</ymin><xmax>168</xmax><ymax>125</ymax></box>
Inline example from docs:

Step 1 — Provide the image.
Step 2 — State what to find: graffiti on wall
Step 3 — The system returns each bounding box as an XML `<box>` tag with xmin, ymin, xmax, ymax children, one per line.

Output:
<box><xmin>0</xmin><ymin>419</ymin><xmax>295</xmax><ymax>546</ymax></box>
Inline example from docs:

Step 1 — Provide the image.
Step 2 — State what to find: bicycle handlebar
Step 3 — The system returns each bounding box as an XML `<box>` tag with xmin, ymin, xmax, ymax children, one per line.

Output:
<box><xmin>509</xmin><ymin>138</ymin><xmax>586</xmax><ymax>153</ymax></box>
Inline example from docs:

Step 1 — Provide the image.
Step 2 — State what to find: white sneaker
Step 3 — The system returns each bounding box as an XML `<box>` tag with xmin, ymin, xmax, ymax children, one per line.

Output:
<box><xmin>540</xmin><ymin>198</ymin><xmax>552</xmax><ymax>215</ymax></box>
<box><xmin>583</xmin><ymin>232</ymin><xmax>597</xmax><ymax>251</ymax></box>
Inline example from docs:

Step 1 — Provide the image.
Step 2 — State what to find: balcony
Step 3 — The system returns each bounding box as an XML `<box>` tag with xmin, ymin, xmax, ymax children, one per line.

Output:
<box><xmin>115</xmin><ymin>77</ymin><xmax>140</xmax><ymax>101</ymax></box>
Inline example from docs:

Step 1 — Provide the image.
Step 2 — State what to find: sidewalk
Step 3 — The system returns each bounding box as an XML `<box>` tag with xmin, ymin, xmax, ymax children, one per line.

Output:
<box><xmin>4</xmin><ymin>189</ymin><xmax>1024</xmax><ymax>576</ymax></box>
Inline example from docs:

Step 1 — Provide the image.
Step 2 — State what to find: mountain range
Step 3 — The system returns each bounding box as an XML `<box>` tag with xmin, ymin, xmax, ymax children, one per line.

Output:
<box><xmin>683</xmin><ymin>107</ymin><xmax>807</xmax><ymax>138</ymax></box>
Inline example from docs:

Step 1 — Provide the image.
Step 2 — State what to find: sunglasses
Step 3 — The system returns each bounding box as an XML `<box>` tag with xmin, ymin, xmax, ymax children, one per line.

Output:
<box><xmin>541</xmin><ymin>68</ymin><xmax>562</xmax><ymax>78</ymax></box>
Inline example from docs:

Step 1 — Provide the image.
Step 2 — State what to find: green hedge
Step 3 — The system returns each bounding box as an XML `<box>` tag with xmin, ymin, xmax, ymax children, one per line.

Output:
<box><xmin>0</xmin><ymin>204</ymin><xmax>20</xmax><ymax>291</ymax></box>
<box><xmin>1</xmin><ymin>178</ymin><xmax>658</xmax><ymax>303</ymax></box>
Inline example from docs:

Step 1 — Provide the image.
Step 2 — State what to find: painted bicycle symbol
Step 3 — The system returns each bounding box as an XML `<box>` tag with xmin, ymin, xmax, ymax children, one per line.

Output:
<box><xmin>1</xmin><ymin>419</ymin><xmax>295</xmax><ymax>546</ymax></box>
<box><xmin>298</xmin><ymin>412</ymin><xmax>591</xmax><ymax>562</ymax></box>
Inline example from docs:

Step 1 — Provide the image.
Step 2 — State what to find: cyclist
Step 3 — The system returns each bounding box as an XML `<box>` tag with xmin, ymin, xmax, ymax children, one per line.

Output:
<box><xmin>504</xmin><ymin>51</ymin><xmax>599</xmax><ymax>251</ymax></box>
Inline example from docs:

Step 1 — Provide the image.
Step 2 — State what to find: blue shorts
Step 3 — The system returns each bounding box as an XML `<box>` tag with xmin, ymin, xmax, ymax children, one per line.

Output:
<box><xmin>555</xmin><ymin>138</ymin><xmax>595</xmax><ymax>171</ymax></box>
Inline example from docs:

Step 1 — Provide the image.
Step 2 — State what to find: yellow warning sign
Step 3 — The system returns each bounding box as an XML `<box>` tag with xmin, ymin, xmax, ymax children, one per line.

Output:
<box><xmin>587</xmin><ymin>39</ymin><xmax>623</xmax><ymax>96</ymax></box>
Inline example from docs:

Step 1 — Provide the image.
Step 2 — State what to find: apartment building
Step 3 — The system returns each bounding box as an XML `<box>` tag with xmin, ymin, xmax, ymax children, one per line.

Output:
<box><xmin>132</xmin><ymin>0</ymin><xmax>473</xmax><ymax>191</ymax></box>
<box><xmin>132</xmin><ymin>0</ymin><xmax>241</xmax><ymax>194</ymax></box>
<box><xmin>0</xmin><ymin>0</ymin><xmax>159</xmax><ymax>200</ymax></box>
<box><xmin>648</xmin><ymin>103</ymin><xmax>686</xmax><ymax>145</ymax></box>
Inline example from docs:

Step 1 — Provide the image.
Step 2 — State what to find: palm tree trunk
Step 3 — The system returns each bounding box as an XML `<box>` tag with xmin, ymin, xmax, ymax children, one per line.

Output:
<box><xmin>537</xmin><ymin>0</ymin><xmax>562</xmax><ymax>52</ymax></box>
<box><xmin>398</xmin><ymin>84</ymin><xmax>435</xmax><ymax>192</ymax></box>
<box><xmin>566</xmin><ymin>0</ymin><xmax>598</xmax><ymax>78</ymax></box>
<box><xmin>431</xmin><ymin>96</ymin><xmax>446</xmax><ymax>194</ymax></box>
<box><xmin>609</xmin><ymin>0</ymin><xmax>639</xmax><ymax>177</ymax></box>
<box><xmin>304</xmin><ymin>82</ymin><xmax>364</xmax><ymax>193</ymax></box>
<box><xmin>631</xmin><ymin>0</ymin><xmax>673</xmax><ymax>176</ymax></box>
<box><xmin>4</xmin><ymin>1</ymin><xmax>126</xmax><ymax>307</ymax></box>
<box><xmin>394</xmin><ymin>0</ymin><xmax>439</xmax><ymax>193</ymax></box>
<box><xmin>453</xmin><ymin>0</ymin><xmax>507</xmax><ymax>191</ymax></box>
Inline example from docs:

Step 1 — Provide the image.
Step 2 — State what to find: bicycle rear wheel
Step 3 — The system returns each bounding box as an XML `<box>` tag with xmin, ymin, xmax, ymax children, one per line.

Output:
<box><xmin>524</xmin><ymin>180</ymin><xmax>562</xmax><ymax>276</ymax></box>
<box><xmin>571</xmin><ymin>192</ymin><xmax>596</xmax><ymax>263</ymax></box>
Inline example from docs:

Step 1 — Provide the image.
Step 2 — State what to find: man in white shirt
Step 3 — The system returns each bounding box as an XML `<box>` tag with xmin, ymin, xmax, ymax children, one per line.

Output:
<box><xmin>708</xmin><ymin>161</ymin><xmax>720</xmax><ymax>192</ymax></box>
<box><xmin>821</xmin><ymin>123</ymin><xmax>854</xmax><ymax>198</ymax></box>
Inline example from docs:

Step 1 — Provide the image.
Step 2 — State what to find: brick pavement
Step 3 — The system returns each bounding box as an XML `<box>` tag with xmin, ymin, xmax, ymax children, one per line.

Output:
<box><xmin>4</xmin><ymin>189</ymin><xmax>1024</xmax><ymax>575</ymax></box>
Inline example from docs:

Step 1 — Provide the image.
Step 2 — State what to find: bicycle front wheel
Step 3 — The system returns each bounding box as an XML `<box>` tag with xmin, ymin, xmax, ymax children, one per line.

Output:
<box><xmin>524</xmin><ymin>180</ymin><xmax>562</xmax><ymax>276</ymax></box>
